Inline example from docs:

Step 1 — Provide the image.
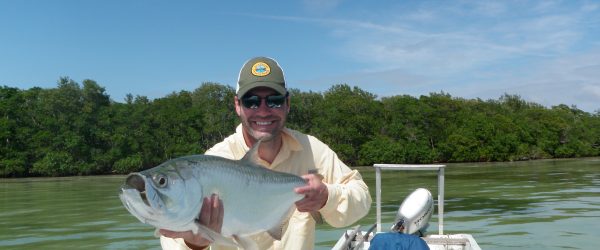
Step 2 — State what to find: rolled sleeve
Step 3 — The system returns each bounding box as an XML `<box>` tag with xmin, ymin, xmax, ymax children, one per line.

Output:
<box><xmin>318</xmin><ymin>165</ymin><xmax>372</xmax><ymax>227</ymax></box>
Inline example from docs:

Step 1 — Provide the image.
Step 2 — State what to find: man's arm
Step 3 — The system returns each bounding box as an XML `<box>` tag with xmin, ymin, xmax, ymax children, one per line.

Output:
<box><xmin>298</xmin><ymin>138</ymin><xmax>372</xmax><ymax>228</ymax></box>
<box><xmin>318</xmin><ymin>168</ymin><xmax>371</xmax><ymax>227</ymax></box>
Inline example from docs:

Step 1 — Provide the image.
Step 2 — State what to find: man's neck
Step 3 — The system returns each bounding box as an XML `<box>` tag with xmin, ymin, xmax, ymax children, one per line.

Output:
<box><xmin>245</xmin><ymin>134</ymin><xmax>283</xmax><ymax>164</ymax></box>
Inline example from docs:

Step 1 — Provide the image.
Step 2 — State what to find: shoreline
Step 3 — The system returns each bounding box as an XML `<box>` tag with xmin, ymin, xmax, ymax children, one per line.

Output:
<box><xmin>2</xmin><ymin>156</ymin><xmax>598</xmax><ymax>179</ymax></box>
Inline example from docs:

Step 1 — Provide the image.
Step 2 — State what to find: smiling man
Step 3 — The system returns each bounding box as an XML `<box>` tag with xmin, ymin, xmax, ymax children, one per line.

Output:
<box><xmin>160</xmin><ymin>57</ymin><xmax>372</xmax><ymax>250</ymax></box>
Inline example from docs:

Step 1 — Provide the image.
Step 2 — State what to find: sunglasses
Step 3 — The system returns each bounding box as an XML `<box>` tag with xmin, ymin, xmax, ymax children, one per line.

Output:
<box><xmin>241</xmin><ymin>92</ymin><xmax>288</xmax><ymax>109</ymax></box>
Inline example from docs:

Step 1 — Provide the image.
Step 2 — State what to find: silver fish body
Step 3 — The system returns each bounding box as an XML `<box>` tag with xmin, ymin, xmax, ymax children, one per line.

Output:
<box><xmin>119</xmin><ymin>145</ymin><xmax>307</xmax><ymax>248</ymax></box>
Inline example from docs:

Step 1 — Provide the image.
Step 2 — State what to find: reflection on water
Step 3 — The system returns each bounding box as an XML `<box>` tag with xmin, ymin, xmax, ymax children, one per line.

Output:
<box><xmin>1</xmin><ymin>158</ymin><xmax>599</xmax><ymax>249</ymax></box>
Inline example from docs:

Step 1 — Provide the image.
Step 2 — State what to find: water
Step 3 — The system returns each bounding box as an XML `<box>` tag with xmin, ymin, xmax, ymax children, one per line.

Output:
<box><xmin>1</xmin><ymin>158</ymin><xmax>598</xmax><ymax>249</ymax></box>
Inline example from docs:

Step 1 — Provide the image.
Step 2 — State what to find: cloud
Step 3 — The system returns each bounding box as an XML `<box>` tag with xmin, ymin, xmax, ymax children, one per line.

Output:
<box><xmin>472</xmin><ymin>1</ymin><xmax>508</xmax><ymax>16</ymax></box>
<box><xmin>302</xmin><ymin>0</ymin><xmax>343</xmax><ymax>13</ymax></box>
<box><xmin>457</xmin><ymin>50</ymin><xmax>600</xmax><ymax>112</ymax></box>
<box><xmin>583</xmin><ymin>83</ymin><xmax>600</xmax><ymax>99</ymax></box>
<box><xmin>295</xmin><ymin>67</ymin><xmax>433</xmax><ymax>98</ymax></box>
<box><xmin>581</xmin><ymin>2</ymin><xmax>599</xmax><ymax>12</ymax></box>
<box><xmin>260</xmin><ymin>1</ymin><xmax>600</xmax><ymax>112</ymax></box>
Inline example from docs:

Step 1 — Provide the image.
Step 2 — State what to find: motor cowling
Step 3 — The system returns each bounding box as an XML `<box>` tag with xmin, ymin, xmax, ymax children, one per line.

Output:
<box><xmin>391</xmin><ymin>188</ymin><xmax>434</xmax><ymax>235</ymax></box>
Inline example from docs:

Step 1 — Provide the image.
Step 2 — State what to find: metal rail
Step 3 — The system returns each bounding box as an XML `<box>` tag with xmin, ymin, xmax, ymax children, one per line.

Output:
<box><xmin>373</xmin><ymin>164</ymin><xmax>445</xmax><ymax>234</ymax></box>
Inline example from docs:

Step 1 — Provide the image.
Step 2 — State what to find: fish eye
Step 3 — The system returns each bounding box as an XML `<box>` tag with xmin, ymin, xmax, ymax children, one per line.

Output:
<box><xmin>153</xmin><ymin>174</ymin><xmax>168</xmax><ymax>188</ymax></box>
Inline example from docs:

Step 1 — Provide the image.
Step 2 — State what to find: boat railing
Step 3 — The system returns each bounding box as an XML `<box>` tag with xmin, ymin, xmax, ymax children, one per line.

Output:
<box><xmin>373</xmin><ymin>164</ymin><xmax>446</xmax><ymax>234</ymax></box>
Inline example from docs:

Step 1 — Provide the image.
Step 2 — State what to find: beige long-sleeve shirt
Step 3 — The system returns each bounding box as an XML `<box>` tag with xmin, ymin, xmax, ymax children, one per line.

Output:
<box><xmin>161</xmin><ymin>125</ymin><xmax>372</xmax><ymax>250</ymax></box>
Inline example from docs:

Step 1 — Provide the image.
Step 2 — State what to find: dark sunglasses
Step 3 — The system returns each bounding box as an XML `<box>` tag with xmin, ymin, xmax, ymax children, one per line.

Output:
<box><xmin>241</xmin><ymin>92</ymin><xmax>288</xmax><ymax>109</ymax></box>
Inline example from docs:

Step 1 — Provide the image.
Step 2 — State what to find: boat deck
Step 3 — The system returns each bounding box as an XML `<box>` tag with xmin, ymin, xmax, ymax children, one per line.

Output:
<box><xmin>424</xmin><ymin>234</ymin><xmax>481</xmax><ymax>250</ymax></box>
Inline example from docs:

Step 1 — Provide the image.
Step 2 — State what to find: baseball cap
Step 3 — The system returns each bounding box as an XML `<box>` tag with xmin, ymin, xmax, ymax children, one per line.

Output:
<box><xmin>236</xmin><ymin>57</ymin><xmax>287</xmax><ymax>98</ymax></box>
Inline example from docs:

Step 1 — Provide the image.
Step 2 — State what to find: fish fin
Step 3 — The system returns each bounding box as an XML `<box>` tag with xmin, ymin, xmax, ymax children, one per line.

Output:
<box><xmin>310</xmin><ymin>211</ymin><xmax>324</xmax><ymax>224</ymax></box>
<box><xmin>193</xmin><ymin>223</ymin><xmax>239</xmax><ymax>248</ymax></box>
<box><xmin>266</xmin><ymin>222</ymin><xmax>285</xmax><ymax>240</ymax></box>
<box><xmin>241</xmin><ymin>139</ymin><xmax>262</xmax><ymax>165</ymax></box>
<box><xmin>232</xmin><ymin>235</ymin><xmax>258</xmax><ymax>250</ymax></box>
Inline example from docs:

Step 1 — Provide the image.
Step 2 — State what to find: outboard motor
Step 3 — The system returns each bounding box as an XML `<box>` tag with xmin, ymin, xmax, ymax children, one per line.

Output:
<box><xmin>369</xmin><ymin>188</ymin><xmax>434</xmax><ymax>250</ymax></box>
<box><xmin>391</xmin><ymin>188</ymin><xmax>434</xmax><ymax>235</ymax></box>
<box><xmin>339</xmin><ymin>188</ymin><xmax>434</xmax><ymax>250</ymax></box>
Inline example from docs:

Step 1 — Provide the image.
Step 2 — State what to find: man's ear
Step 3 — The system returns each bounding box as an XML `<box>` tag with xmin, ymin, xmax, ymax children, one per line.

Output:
<box><xmin>234</xmin><ymin>96</ymin><xmax>242</xmax><ymax>116</ymax></box>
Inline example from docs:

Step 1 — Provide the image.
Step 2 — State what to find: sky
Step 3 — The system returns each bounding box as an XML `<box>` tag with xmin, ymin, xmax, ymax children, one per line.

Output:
<box><xmin>1</xmin><ymin>0</ymin><xmax>599</xmax><ymax>113</ymax></box>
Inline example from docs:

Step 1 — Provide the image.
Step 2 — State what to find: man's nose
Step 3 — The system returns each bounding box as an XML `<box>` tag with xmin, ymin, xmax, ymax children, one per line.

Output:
<box><xmin>255</xmin><ymin>99</ymin><xmax>271</xmax><ymax>112</ymax></box>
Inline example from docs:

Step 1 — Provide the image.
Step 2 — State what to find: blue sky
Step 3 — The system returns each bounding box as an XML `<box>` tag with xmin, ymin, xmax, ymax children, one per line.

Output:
<box><xmin>2</xmin><ymin>0</ymin><xmax>599</xmax><ymax>112</ymax></box>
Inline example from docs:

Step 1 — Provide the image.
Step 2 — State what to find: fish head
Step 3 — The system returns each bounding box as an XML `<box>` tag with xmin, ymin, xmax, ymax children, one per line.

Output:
<box><xmin>119</xmin><ymin>162</ymin><xmax>203</xmax><ymax>230</ymax></box>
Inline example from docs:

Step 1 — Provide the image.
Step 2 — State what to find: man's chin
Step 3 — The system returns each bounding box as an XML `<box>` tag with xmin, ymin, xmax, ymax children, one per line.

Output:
<box><xmin>256</xmin><ymin>134</ymin><xmax>275</xmax><ymax>142</ymax></box>
<box><xmin>251</xmin><ymin>131</ymin><xmax>275</xmax><ymax>142</ymax></box>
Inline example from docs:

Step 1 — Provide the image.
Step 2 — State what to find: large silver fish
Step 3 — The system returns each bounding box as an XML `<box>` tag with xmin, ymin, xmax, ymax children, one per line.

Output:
<box><xmin>119</xmin><ymin>142</ymin><xmax>308</xmax><ymax>249</ymax></box>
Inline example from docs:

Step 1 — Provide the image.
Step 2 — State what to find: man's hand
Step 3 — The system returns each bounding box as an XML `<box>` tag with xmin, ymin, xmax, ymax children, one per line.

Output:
<box><xmin>294</xmin><ymin>173</ymin><xmax>328</xmax><ymax>212</ymax></box>
<box><xmin>160</xmin><ymin>194</ymin><xmax>223</xmax><ymax>249</ymax></box>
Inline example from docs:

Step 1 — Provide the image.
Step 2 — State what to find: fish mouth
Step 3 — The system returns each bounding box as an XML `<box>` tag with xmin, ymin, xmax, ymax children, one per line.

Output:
<box><xmin>124</xmin><ymin>173</ymin><xmax>151</xmax><ymax>207</ymax></box>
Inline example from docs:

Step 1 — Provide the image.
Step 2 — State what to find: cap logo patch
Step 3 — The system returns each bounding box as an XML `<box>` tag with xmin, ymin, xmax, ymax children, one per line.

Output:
<box><xmin>251</xmin><ymin>62</ymin><xmax>270</xmax><ymax>77</ymax></box>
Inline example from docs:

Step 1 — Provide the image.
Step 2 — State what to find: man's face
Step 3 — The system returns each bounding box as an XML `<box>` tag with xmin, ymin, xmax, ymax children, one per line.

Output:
<box><xmin>235</xmin><ymin>87</ymin><xmax>290</xmax><ymax>142</ymax></box>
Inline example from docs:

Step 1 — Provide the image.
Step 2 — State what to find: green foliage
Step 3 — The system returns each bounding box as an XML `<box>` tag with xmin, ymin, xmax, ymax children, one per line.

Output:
<box><xmin>311</xmin><ymin>84</ymin><xmax>383</xmax><ymax>163</ymax></box>
<box><xmin>0</xmin><ymin>157</ymin><xmax>27</xmax><ymax>177</ymax></box>
<box><xmin>191</xmin><ymin>82</ymin><xmax>237</xmax><ymax>150</ymax></box>
<box><xmin>287</xmin><ymin>89</ymin><xmax>323</xmax><ymax>133</ymax></box>
<box><xmin>31</xmin><ymin>151</ymin><xmax>77</xmax><ymax>176</ymax></box>
<box><xmin>1</xmin><ymin>80</ymin><xmax>599</xmax><ymax>177</ymax></box>
<box><xmin>358</xmin><ymin>136</ymin><xmax>405</xmax><ymax>165</ymax></box>
<box><xmin>113</xmin><ymin>154</ymin><xmax>144</xmax><ymax>174</ymax></box>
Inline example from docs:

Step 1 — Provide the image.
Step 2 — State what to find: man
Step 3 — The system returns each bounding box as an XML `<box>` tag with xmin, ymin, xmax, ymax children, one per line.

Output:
<box><xmin>160</xmin><ymin>56</ymin><xmax>372</xmax><ymax>249</ymax></box>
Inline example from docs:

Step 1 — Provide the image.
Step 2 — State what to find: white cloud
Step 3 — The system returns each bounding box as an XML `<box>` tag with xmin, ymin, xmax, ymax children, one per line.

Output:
<box><xmin>263</xmin><ymin>1</ymin><xmax>600</xmax><ymax>112</ymax></box>
<box><xmin>473</xmin><ymin>1</ymin><xmax>508</xmax><ymax>16</ymax></box>
<box><xmin>302</xmin><ymin>0</ymin><xmax>343</xmax><ymax>13</ymax></box>
<box><xmin>457</xmin><ymin>50</ymin><xmax>600</xmax><ymax>112</ymax></box>
<box><xmin>532</xmin><ymin>0</ymin><xmax>562</xmax><ymax>13</ymax></box>
<box><xmin>404</xmin><ymin>9</ymin><xmax>436</xmax><ymax>22</ymax></box>
<box><xmin>582</xmin><ymin>83</ymin><xmax>600</xmax><ymax>99</ymax></box>
<box><xmin>581</xmin><ymin>2</ymin><xmax>599</xmax><ymax>12</ymax></box>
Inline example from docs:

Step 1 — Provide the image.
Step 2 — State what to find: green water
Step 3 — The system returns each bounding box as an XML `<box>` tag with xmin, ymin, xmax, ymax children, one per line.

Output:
<box><xmin>1</xmin><ymin>158</ymin><xmax>599</xmax><ymax>249</ymax></box>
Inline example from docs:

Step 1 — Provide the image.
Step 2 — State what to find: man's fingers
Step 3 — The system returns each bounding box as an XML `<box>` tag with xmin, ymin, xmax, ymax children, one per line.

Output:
<box><xmin>209</xmin><ymin>194</ymin><xmax>220</xmax><ymax>228</ymax></box>
<box><xmin>294</xmin><ymin>174</ymin><xmax>328</xmax><ymax>212</ymax></box>
<box><xmin>295</xmin><ymin>174</ymin><xmax>324</xmax><ymax>194</ymax></box>
<box><xmin>158</xmin><ymin>229</ymin><xmax>172</xmax><ymax>237</ymax></box>
<box><xmin>161</xmin><ymin>194</ymin><xmax>225</xmax><ymax>248</ymax></box>
<box><xmin>159</xmin><ymin>229</ymin><xmax>190</xmax><ymax>239</ymax></box>
<box><xmin>218</xmin><ymin>198</ymin><xmax>224</xmax><ymax>224</ymax></box>
<box><xmin>213</xmin><ymin>198</ymin><xmax>224</xmax><ymax>232</ymax></box>
<box><xmin>200</xmin><ymin>197</ymin><xmax>211</xmax><ymax>224</ymax></box>
<box><xmin>300</xmin><ymin>173</ymin><xmax>320</xmax><ymax>182</ymax></box>
<box><xmin>294</xmin><ymin>186</ymin><xmax>312</xmax><ymax>194</ymax></box>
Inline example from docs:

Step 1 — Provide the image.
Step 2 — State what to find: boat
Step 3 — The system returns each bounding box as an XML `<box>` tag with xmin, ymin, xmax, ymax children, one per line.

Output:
<box><xmin>332</xmin><ymin>164</ymin><xmax>481</xmax><ymax>250</ymax></box>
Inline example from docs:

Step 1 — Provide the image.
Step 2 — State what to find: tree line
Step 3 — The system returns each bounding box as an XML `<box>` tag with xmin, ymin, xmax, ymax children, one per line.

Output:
<box><xmin>1</xmin><ymin>78</ymin><xmax>599</xmax><ymax>177</ymax></box>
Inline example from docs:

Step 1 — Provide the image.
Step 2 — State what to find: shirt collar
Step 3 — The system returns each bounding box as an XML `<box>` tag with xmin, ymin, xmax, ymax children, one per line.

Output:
<box><xmin>281</xmin><ymin>128</ymin><xmax>303</xmax><ymax>152</ymax></box>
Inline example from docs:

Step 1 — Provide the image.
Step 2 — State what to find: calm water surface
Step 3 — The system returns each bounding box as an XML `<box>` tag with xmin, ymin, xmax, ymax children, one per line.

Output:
<box><xmin>1</xmin><ymin>158</ymin><xmax>599</xmax><ymax>249</ymax></box>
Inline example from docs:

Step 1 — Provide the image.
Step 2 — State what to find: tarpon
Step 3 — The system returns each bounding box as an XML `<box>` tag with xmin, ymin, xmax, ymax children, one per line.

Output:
<box><xmin>119</xmin><ymin>142</ymin><xmax>308</xmax><ymax>249</ymax></box>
